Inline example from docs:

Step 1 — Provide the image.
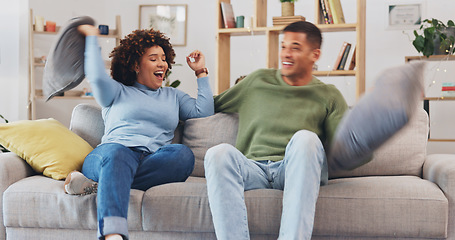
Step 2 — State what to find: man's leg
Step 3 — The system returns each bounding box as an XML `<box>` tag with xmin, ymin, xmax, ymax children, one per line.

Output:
<box><xmin>204</xmin><ymin>143</ymin><xmax>270</xmax><ymax>240</ymax></box>
<box><xmin>276</xmin><ymin>130</ymin><xmax>327</xmax><ymax>240</ymax></box>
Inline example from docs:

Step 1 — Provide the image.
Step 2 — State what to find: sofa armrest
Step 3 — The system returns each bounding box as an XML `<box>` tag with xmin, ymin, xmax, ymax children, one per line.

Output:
<box><xmin>0</xmin><ymin>152</ymin><xmax>35</xmax><ymax>240</ymax></box>
<box><xmin>423</xmin><ymin>154</ymin><xmax>455</xmax><ymax>238</ymax></box>
<box><xmin>0</xmin><ymin>152</ymin><xmax>35</xmax><ymax>190</ymax></box>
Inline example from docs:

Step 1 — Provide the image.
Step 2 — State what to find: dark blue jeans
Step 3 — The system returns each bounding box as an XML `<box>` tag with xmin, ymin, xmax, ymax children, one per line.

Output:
<box><xmin>82</xmin><ymin>143</ymin><xmax>195</xmax><ymax>239</ymax></box>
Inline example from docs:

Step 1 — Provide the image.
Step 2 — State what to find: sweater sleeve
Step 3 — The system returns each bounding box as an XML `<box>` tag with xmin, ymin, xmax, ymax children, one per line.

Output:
<box><xmin>178</xmin><ymin>76</ymin><xmax>214</xmax><ymax>120</ymax></box>
<box><xmin>324</xmin><ymin>88</ymin><xmax>349</xmax><ymax>148</ymax></box>
<box><xmin>213</xmin><ymin>73</ymin><xmax>252</xmax><ymax>113</ymax></box>
<box><xmin>84</xmin><ymin>36</ymin><xmax>121</xmax><ymax>107</ymax></box>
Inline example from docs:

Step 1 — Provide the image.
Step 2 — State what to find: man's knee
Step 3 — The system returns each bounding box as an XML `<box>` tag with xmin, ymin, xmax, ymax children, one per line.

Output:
<box><xmin>204</xmin><ymin>143</ymin><xmax>237</xmax><ymax>171</ymax></box>
<box><xmin>291</xmin><ymin>130</ymin><xmax>322</xmax><ymax>148</ymax></box>
<box><xmin>287</xmin><ymin>130</ymin><xmax>326</xmax><ymax>167</ymax></box>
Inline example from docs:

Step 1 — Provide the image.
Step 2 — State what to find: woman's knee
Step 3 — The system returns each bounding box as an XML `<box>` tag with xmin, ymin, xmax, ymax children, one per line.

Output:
<box><xmin>161</xmin><ymin>144</ymin><xmax>194</xmax><ymax>163</ymax></box>
<box><xmin>169</xmin><ymin>144</ymin><xmax>195</xmax><ymax>169</ymax></box>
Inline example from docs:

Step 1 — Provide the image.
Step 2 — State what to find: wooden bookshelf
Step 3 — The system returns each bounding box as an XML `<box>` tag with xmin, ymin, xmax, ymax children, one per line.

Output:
<box><xmin>29</xmin><ymin>9</ymin><xmax>121</xmax><ymax>121</ymax></box>
<box><xmin>215</xmin><ymin>0</ymin><xmax>366</xmax><ymax>99</ymax></box>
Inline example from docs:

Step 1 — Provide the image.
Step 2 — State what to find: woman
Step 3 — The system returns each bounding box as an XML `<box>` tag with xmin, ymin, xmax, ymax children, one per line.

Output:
<box><xmin>64</xmin><ymin>25</ymin><xmax>214</xmax><ymax>240</ymax></box>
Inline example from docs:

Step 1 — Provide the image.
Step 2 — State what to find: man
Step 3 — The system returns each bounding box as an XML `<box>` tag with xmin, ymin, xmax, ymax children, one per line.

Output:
<box><xmin>204</xmin><ymin>21</ymin><xmax>347</xmax><ymax>239</ymax></box>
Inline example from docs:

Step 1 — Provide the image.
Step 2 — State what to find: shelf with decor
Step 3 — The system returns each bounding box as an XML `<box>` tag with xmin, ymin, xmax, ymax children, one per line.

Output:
<box><xmin>29</xmin><ymin>9</ymin><xmax>121</xmax><ymax>126</ymax></box>
<box><xmin>215</xmin><ymin>0</ymin><xmax>365</xmax><ymax>98</ymax></box>
<box><xmin>406</xmin><ymin>55</ymin><xmax>455</xmax><ymax>142</ymax></box>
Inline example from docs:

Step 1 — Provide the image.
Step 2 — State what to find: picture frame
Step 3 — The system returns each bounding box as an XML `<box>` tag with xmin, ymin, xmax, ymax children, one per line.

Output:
<box><xmin>386</xmin><ymin>1</ymin><xmax>424</xmax><ymax>30</ymax></box>
<box><xmin>139</xmin><ymin>4</ymin><xmax>187</xmax><ymax>46</ymax></box>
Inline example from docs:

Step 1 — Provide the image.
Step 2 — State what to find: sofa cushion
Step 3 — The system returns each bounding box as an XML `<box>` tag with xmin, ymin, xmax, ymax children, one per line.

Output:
<box><xmin>0</xmin><ymin>118</ymin><xmax>94</xmax><ymax>180</ymax></box>
<box><xmin>182</xmin><ymin>113</ymin><xmax>239</xmax><ymax>177</ymax></box>
<box><xmin>3</xmin><ymin>175</ymin><xmax>143</xmax><ymax>231</ymax></box>
<box><xmin>314</xmin><ymin>176</ymin><xmax>447</xmax><ymax>238</ymax></box>
<box><xmin>329</xmin><ymin>108</ymin><xmax>428</xmax><ymax>178</ymax></box>
<box><xmin>139</xmin><ymin>175</ymin><xmax>446</xmax><ymax>238</ymax></box>
<box><xmin>3</xmin><ymin>175</ymin><xmax>446</xmax><ymax>238</ymax></box>
<box><xmin>141</xmin><ymin>177</ymin><xmax>283</xmax><ymax>235</ymax></box>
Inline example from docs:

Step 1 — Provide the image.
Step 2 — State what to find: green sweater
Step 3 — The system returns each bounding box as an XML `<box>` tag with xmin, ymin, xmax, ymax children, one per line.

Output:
<box><xmin>214</xmin><ymin>69</ymin><xmax>348</xmax><ymax>161</ymax></box>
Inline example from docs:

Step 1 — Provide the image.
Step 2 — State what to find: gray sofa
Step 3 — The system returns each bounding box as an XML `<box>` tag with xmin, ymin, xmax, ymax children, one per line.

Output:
<box><xmin>0</xmin><ymin>103</ymin><xmax>454</xmax><ymax>240</ymax></box>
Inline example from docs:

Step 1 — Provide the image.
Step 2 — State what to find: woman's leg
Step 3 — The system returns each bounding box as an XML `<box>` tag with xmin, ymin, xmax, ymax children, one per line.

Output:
<box><xmin>131</xmin><ymin>144</ymin><xmax>195</xmax><ymax>191</ymax></box>
<box><xmin>82</xmin><ymin>143</ymin><xmax>141</xmax><ymax>240</ymax></box>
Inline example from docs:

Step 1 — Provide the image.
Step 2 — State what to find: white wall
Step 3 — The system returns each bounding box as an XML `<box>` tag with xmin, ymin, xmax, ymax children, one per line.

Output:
<box><xmin>4</xmin><ymin>0</ymin><xmax>455</xmax><ymax>153</ymax></box>
<box><xmin>0</xmin><ymin>0</ymin><xmax>29</xmax><ymax>122</ymax></box>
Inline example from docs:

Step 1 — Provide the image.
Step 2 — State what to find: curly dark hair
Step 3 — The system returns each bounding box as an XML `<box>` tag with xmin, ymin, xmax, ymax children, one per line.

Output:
<box><xmin>109</xmin><ymin>28</ymin><xmax>176</xmax><ymax>86</ymax></box>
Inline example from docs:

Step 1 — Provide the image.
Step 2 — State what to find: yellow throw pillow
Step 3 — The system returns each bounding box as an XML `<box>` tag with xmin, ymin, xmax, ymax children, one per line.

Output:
<box><xmin>0</xmin><ymin>118</ymin><xmax>93</xmax><ymax>180</ymax></box>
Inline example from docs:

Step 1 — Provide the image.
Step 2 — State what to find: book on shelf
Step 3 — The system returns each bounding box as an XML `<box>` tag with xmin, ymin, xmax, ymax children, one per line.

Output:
<box><xmin>442</xmin><ymin>87</ymin><xmax>455</xmax><ymax>91</ymax></box>
<box><xmin>348</xmin><ymin>46</ymin><xmax>356</xmax><ymax>70</ymax></box>
<box><xmin>272</xmin><ymin>16</ymin><xmax>306</xmax><ymax>26</ymax></box>
<box><xmin>319</xmin><ymin>0</ymin><xmax>330</xmax><ymax>24</ymax></box>
<box><xmin>328</xmin><ymin>0</ymin><xmax>345</xmax><ymax>24</ymax></box>
<box><xmin>333</xmin><ymin>42</ymin><xmax>349</xmax><ymax>70</ymax></box>
<box><xmin>442</xmin><ymin>82</ymin><xmax>455</xmax><ymax>87</ymax></box>
<box><xmin>338</xmin><ymin>43</ymin><xmax>351</xmax><ymax>70</ymax></box>
<box><xmin>220</xmin><ymin>2</ymin><xmax>236</xmax><ymax>28</ymax></box>
<box><xmin>323</xmin><ymin>0</ymin><xmax>333</xmax><ymax>24</ymax></box>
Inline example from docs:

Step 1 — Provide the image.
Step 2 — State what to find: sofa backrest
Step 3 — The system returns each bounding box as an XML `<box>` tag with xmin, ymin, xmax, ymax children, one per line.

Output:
<box><xmin>329</xmin><ymin>107</ymin><xmax>429</xmax><ymax>178</ymax></box>
<box><xmin>70</xmin><ymin>104</ymin><xmax>104</xmax><ymax>148</ymax></box>
<box><xmin>182</xmin><ymin>113</ymin><xmax>239</xmax><ymax>177</ymax></box>
<box><xmin>70</xmin><ymin>104</ymin><xmax>429</xmax><ymax>179</ymax></box>
<box><xmin>181</xmin><ymin>108</ymin><xmax>429</xmax><ymax>178</ymax></box>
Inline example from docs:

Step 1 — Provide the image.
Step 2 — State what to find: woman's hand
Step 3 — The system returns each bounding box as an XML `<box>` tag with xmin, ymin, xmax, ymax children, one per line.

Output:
<box><xmin>77</xmin><ymin>25</ymin><xmax>99</xmax><ymax>36</ymax></box>
<box><xmin>186</xmin><ymin>50</ymin><xmax>207</xmax><ymax>78</ymax></box>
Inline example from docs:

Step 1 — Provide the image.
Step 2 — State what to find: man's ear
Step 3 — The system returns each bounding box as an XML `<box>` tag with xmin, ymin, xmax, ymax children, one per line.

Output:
<box><xmin>312</xmin><ymin>48</ymin><xmax>321</xmax><ymax>62</ymax></box>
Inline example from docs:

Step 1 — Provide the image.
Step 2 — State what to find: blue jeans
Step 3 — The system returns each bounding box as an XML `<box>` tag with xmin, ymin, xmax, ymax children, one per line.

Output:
<box><xmin>82</xmin><ymin>143</ymin><xmax>195</xmax><ymax>239</ymax></box>
<box><xmin>204</xmin><ymin>130</ymin><xmax>327</xmax><ymax>240</ymax></box>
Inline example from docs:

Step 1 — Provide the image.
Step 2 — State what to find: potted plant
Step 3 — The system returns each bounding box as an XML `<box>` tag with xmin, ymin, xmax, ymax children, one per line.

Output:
<box><xmin>280</xmin><ymin>0</ymin><xmax>296</xmax><ymax>17</ymax></box>
<box><xmin>413</xmin><ymin>18</ymin><xmax>455</xmax><ymax>57</ymax></box>
<box><xmin>0</xmin><ymin>114</ymin><xmax>9</xmax><ymax>152</ymax></box>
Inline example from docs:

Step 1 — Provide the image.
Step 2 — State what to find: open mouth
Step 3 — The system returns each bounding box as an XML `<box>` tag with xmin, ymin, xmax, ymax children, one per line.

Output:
<box><xmin>282</xmin><ymin>61</ymin><xmax>294</xmax><ymax>67</ymax></box>
<box><xmin>154</xmin><ymin>71</ymin><xmax>164</xmax><ymax>80</ymax></box>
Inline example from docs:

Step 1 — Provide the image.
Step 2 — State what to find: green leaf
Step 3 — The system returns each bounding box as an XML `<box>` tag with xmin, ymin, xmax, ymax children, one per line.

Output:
<box><xmin>448</xmin><ymin>20</ymin><xmax>455</xmax><ymax>27</ymax></box>
<box><xmin>170</xmin><ymin>80</ymin><xmax>181</xmax><ymax>88</ymax></box>
<box><xmin>423</xmin><ymin>38</ymin><xmax>434</xmax><ymax>57</ymax></box>
<box><xmin>412</xmin><ymin>35</ymin><xmax>425</xmax><ymax>52</ymax></box>
<box><xmin>424</xmin><ymin>27</ymin><xmax>435</xmax><ymax>39</ymax></box>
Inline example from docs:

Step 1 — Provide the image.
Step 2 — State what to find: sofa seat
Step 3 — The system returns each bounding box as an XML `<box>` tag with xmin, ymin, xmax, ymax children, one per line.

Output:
<box><xmin>3</xmin><ymin>173</ymin><xmax>447</xmax><ymax>239</ymax></box>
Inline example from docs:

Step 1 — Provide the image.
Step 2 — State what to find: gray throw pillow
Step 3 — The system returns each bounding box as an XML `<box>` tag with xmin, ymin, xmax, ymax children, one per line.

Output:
<box><xmin>328</xmin><ymin>61</ymin><xmax>425</xmax><ymax>171</ymax></box>
<box><xmin>182</xmin><ymin>113</ymin><xmax>239</xmax><ymax>177</ymax></box>
<box><xmin>43</xmin><ymin>16</ymin><xmax>95</xmax><ymax>101</ymax></box>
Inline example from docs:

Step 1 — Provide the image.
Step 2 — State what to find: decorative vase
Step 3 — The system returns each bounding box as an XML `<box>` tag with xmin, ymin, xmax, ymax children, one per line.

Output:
<box><xmin>281</xmin><ymin>2</ymin><xmax>294</xmax><ymax>17</ymax></box>
<box><xmin>433</xmin><ymin>27</ymin><xmax>455</xmax><ymax>55</ymax></box>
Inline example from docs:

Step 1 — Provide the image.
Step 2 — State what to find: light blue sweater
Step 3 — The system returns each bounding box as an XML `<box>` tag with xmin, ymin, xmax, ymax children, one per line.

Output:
<box><xmin>84</xmin><ymin>36</ymin><xmax>214</xmax><ymax>152</ymax></box>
